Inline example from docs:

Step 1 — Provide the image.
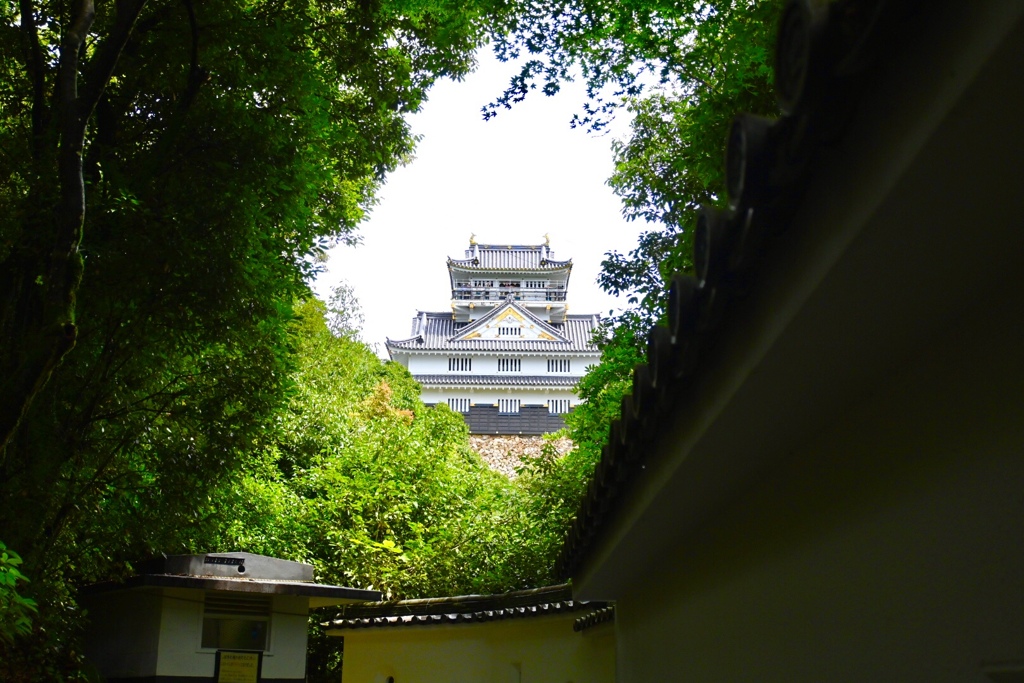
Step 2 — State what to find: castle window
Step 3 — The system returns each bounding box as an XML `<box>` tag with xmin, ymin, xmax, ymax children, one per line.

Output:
<box><xmin>549</xmin><ymin>399</ymin><xmax>571</xmax><ymax>414</ymax></box>
<box><xmin>497</xmin><ymin>327</ymin><xmax>521</xmax><ymax>337</ymax></box>
<box><xmin>448</xmin><ymin>357</ymin><xmax>472</xmax><ymax>372</ymax></box>
<box><xmin>497</xmin><ymin>358</ymin><xmax>521</xmax><ymax>372</ymax></box>
<box><xmin>447</xmin><ymin>398</ymin><xmax>470</xmax><ymax>413</ymax></box>
<box><xmin>498</xmin><ymin>399</ymin><xmax>521</xmax><ymax>414</ymax></box>
<box><xmin>547</xmin><ymin>359</ymin><xmax>570</xmax><ymax>373</ymax></box>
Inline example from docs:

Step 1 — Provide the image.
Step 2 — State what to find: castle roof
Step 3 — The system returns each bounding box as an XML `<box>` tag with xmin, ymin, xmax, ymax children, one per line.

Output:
<box><xmin>386</xmin><ymin>309</ymin><xmax>600</xmax><ymax>354</ymax></box>
<box><xmin>448</xmin><ymin>243</ymin><xmax>572</xmax><ymax>272</ymax></box>
<box><xmin>412</xmin><ymin>374</ymin><xmax>580</xmax><ymax>388</ymax></box>
<box><xmin>450</xmin><ymin>297</ymin><xmax>570</xmax><ymax>343</ymax></box>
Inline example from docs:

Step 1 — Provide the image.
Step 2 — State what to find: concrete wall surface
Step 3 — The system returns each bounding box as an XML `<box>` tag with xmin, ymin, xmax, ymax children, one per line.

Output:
<box><xmin>613</xmin><ymin>285</ymin><xmax>1024</xmax><ymax>682</ymax></box>
<box><xmin>339</xmin><ymin>615</ymin><xmax>615</xmax><ymax>683</ymax></box>
<box><xmin>83</xmin><ymin>588</ymin><xmax>162</xmax><ymax>678</ymax></box>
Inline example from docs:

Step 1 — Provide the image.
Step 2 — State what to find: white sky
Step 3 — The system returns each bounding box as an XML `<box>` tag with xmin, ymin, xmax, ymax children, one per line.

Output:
<box><xmin>312</xmin><ymin>51</ymin><xmax>650</xmax><ymax>355</ymax></box>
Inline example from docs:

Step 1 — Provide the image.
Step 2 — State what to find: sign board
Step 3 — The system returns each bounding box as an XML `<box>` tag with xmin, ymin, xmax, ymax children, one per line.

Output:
<box><xmin>215</xmin><ymin>650</ymin><xmax>262</xmax><ymax>683</ymax></box>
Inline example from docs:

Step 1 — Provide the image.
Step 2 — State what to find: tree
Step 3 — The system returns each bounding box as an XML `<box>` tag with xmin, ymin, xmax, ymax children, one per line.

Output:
<box><xmin>326</xmin><ymin>280</ymin><xmax>366</xmax><ymax>339</ymax></box>
<box><xmin>213</xmin><ymin>299</ymin><xmax>558</xmax><ymax>680</ymax></box>
<box><xmin>0</xmin><ymin>0</ymin><xmax>495</xmax><ymax>449</ymax></box>
<box><xmin>482</xmin><ymin>0</ymin><xmax>780</xmax><ymax>332</ymax></box>
<box><xmin>0</xmin><ymin>0</ymin><xmax>496</xmax><ymax>674</ymax></box>
<box><xmin>480</xmin><ymin>0</ymin><xmax>783</xmax><ymax>549</ymax></box>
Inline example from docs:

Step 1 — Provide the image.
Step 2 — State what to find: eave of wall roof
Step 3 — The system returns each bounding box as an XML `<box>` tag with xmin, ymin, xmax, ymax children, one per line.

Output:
<box><xmin>323</xmin><ymin>583</ymin><xmax>612</xmax><ymax>632</ymax></box>
<box><xmin>565</xmin><ymin>0</ymin><xmax>1024</xmax><ymax>599</ymax></box>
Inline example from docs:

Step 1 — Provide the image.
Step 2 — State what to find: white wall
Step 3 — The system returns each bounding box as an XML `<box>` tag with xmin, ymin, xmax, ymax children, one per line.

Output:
<box><xmin>264</xmin><ymin>595</ymin><xmax>312</xmax><ymax>680</ymax></box>
<box><xmin>407</xmin><ymin>354</ymin><xmax>596</xmax><ymax>377</ymax></box>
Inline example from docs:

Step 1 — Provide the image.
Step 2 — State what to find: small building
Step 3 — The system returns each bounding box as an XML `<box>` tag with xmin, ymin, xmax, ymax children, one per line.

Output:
<box><xmin>560</xmin><ymin>0</ymin><xmax>1024</xmax><ymax>681</ymax></box>
<box><xmin>386</xmin><ymin>238</ymin><xmax>601</xmax><ymax>435</ymax></box>
<box><xmin>326</xmin><ymin>584</ymin><xmax>615</xmax><ymax>683</ymax></box>
<box><xmin>81</xmin><ymin>552</ymin><xmax>380</xmax><ymax>682</ymax></box>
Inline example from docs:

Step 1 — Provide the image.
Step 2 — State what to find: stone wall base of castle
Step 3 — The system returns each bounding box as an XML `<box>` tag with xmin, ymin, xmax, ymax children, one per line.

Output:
<box><xmin>469</xmin><ymin>434</ymin><xmax>573</xmax><ymax>478</ymax></box>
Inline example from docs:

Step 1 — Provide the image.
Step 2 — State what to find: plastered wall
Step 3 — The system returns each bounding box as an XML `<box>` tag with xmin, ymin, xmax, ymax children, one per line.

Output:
<box><xmin>338</xmin><ymin>615</ymin><xmax>615</xmax><ymax>683</ymax></box>
<box><xmin>612</xmin><ymin>284</ymin><xmax>1024</xmax><ymax>682</ymax></box>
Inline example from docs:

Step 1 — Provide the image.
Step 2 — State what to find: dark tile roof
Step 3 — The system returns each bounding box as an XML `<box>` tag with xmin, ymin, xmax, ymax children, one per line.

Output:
<box><xmin>557</xmin><ymin>0</ymin><xmax>925</xmax><ymax>580</ymax></box>
<box><xmin>415</xmin><ymin>374</ymin><xmax>579</xmax><ymax>387</ymax></box>
<box><xmin>573</xmin><ymin>605</ymin><xmax>615</xmax><ymax>632</ymax></box>
<box><xmin>325</xmin><ymin>584</ymin><xmax>610</xmax><ymax>631</ymax></box>
<box><xmin>387</xmin><ymin>312</ymin><xmax>600</xmax><ymax>353</ymax></box>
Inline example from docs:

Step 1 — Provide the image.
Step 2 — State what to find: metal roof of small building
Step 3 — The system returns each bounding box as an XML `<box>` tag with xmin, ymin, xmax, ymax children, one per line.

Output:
<box><xmin>81</xmin><ymin>552</ymin><xmax>382</xmax><ymax>606</ymax></box>
<box><xmin>448</xmin><ymin>243</ymin><xmax>572</xmax><ymax>272</ymax></box>
<box><xmin>387</xmin><ymin>312</ymin><xmax>600</xmax><ymax>354</ymax></box>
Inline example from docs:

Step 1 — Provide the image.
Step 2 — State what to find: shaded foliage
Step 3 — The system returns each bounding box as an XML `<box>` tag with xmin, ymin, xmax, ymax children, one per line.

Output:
<box><xmin>214</xmin><ymin>300</ymin><xmax>561</xmax><ymax>680</ymax></box>
<box><xmin>480</xmin><ymin>0</ymin><xmax>783</xmax><ymax>563</ymax></box>
<box><xmin>0</xmin><ymin>0</ymin><xmax>495</xmax><ymax>675</ymax></box>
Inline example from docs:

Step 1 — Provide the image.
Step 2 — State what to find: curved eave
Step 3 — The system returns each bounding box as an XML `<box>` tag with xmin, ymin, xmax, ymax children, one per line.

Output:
<box><xmin>447</xmin><ymin>258</ymin><xmax>573</xmax><ymax>272</ymax></box>
<box><xmin>414</xmin><ymin>374</ymin><xmax>581</xmax><ymax>388</ymax></box>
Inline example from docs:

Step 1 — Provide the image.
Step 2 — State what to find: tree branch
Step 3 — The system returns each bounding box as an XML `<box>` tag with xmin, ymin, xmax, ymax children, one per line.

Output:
<box><xmin>0</xmin><ymin>0</ymin><xmax>149</xmax><ymax>456</ymax></box>
<box><xmin>18</xmin><ymin>0</ymin><xmax>47</xmax><ymax>158</ymax></box>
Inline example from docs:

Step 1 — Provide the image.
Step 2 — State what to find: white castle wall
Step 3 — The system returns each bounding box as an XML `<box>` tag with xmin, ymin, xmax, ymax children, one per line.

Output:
<box><xmin>407</xmin><ymin>354</ymin><xmax>594</xmax><ymax>377</ymax></box>
<box><xmin>418</xmin><ymin>387</ymin><xmax>579</xmax><ymax>412</ymax></box>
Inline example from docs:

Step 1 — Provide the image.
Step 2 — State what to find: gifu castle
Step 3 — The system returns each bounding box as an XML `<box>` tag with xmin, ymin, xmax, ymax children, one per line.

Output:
<box><xmin>386</xmin><ymin>237</ymin><xmax>601</xmax><ymax>434</ymax></box>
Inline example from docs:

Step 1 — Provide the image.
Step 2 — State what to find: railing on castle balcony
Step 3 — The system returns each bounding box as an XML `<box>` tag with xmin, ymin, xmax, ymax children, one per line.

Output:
<box><xmin>451</xmin><ymin>286</ymin><xmax>567</xmax><ymax>302</ymax></box>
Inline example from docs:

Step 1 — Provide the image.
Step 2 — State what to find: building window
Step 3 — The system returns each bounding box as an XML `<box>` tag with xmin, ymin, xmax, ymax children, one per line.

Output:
<box><xmin>497</xmin><ymin>326</ymin><xmax>521</xmax><ymax>337</ymax></box>
<box><xmin>202</xmin><ymin>593</ymin><xmax>271</xmax><ymax>651</ymax></box>
<box><xmin>448</xmin><ymin>357</ymin><xmax>472</xmax><ymax>372</ymax></box>
<box><xmin>524</xmin><ymin>280</ymin><xmax>547</xmax><ymax>289</ymax></box>
<box><xmin>547</xmin><ymin>359</ymin><xmax>570</xmax><ymax>373</ymax></box>
<box><xmin>497</xmin><ymin>358</ymin><xmax>521</xmax><ymax>372</ymax></box>
<box><xmin>473</xmin><ymin>280</ymin><xmax>494</xmax><ymax>288</ymax></box>
<box><xmin>549</xmin><ymin>399</ymin><xmax>571</xmax><ymax>414</ymax></box>
<box><xmin>447</xmin><ymin>398</ymin><xmax>470</xmax><ymax>413</ymax></box>
<box><xmin>499</xmin><ymin>399</ymin><xmax>521</xmax><ymax>414</ymax></box>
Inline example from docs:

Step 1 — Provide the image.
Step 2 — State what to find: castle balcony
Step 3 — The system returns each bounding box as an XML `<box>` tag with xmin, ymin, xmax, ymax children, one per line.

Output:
<box><xmin>452</xmin><ymin>286</ymin><xmax>567</xmax><ymax>302</ymax></box>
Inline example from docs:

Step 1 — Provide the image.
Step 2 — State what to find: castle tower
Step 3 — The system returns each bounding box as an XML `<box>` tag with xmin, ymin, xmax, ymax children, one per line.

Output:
<box><xmin>386</xmin><ymin>239</ymin><xmax>601</xmax><ymax>435</ymax></box>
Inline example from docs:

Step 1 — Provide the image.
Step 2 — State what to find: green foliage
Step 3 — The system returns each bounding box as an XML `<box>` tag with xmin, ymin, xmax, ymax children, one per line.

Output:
<box><xmin>214</xmin><ymin>300</ymin><xmax>558</xmax><ymax>681</ymax></box>
<box><xmin>0</xmin><ymin>542</ymin><xmax>37</xmax><ymax>646</ymax></box>
<box><xmin>217</xmin><ymin>299</ymin><xmax>555</xmax><ymax>598</ymax></box>
<box><xmin>602</xmin><ymin>0</ymin><xmax>781</xmax><ymax>334</ymax></box>
<box><xmin>0</xmin><ymin>0</ymin><xmax>497</xmax><ymax>675</ymax></box>
<box><xmin>0</xmin><ymin>0</ymin><xmax>786</xmax><ymax>676</ymax></box>
<box><xmin>326</xmin><ymin>281</ymin><xmax>367</xmax><ymax>339</ymax></box>
<box><xmin>479</xmin><ymin>2</ymin><xmax>782</xmax><ymax>557</ymax></box>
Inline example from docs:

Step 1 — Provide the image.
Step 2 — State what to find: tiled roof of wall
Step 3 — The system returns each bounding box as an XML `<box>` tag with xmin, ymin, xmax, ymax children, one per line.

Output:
<box><xmin>326</xmin><ymin>584</ymin><xmax>610</xmax><ymax>631</ymax></box>
<box><xmin>557</xmin><ymin>0</ymin><xmax>923</xmax><ymax>580</ymax></box>
<box><xmin>387</xmin><ymin>312</ymin><xmax>600</xmax><ymax>353</ymax></box>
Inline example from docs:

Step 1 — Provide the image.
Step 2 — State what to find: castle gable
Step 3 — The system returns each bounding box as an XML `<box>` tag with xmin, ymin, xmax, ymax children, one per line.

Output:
<box><xmin>450</xmin><ymin>298</ymin><xmax>570</xmax><ymax>344</ymax></box>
